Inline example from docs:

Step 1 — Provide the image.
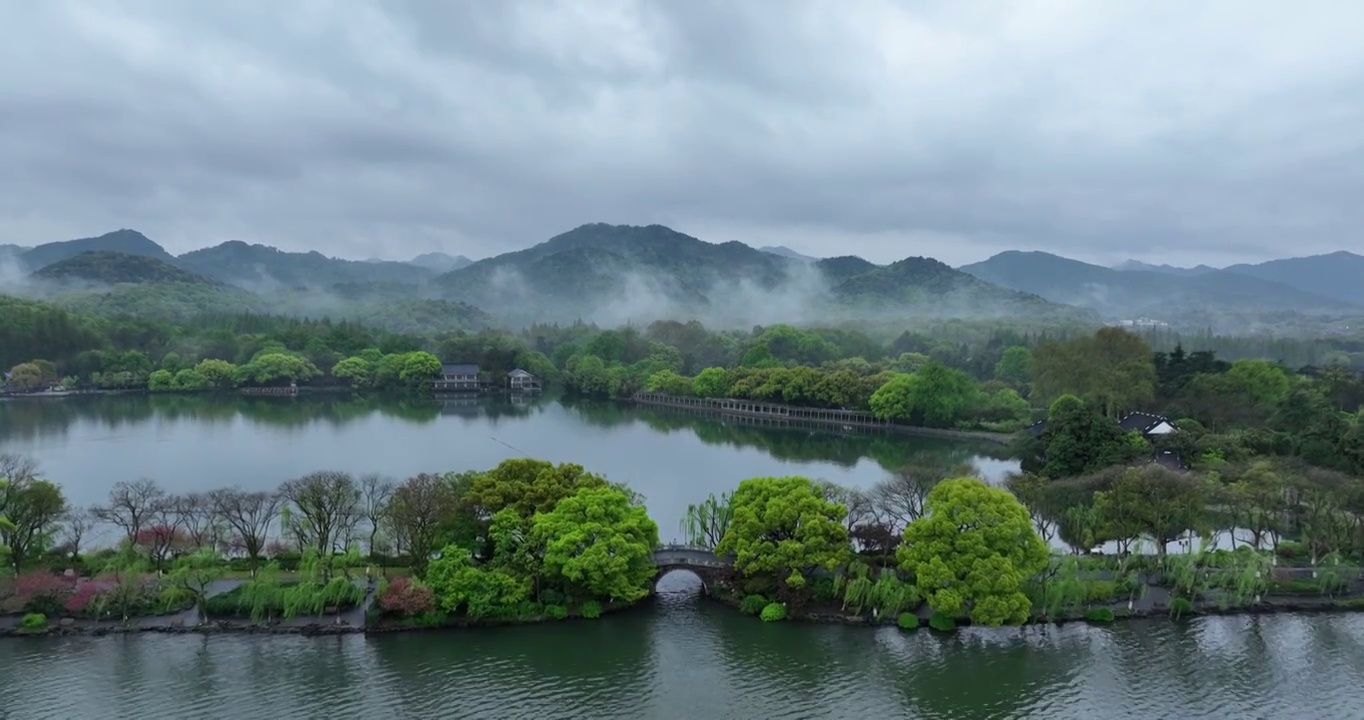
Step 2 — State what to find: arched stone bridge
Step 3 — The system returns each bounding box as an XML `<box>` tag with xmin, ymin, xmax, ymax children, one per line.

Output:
<box><xmin>651</xmin><ymin>544</ymin><xmax>732</xmax><ymax>594</ymax></box>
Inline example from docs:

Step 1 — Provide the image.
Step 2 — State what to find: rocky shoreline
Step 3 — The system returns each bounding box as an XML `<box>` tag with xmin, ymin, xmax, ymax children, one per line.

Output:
<box><xmin>5</xmin><ymin>590</ymin><xmax>1363</xmax><ymax>639</ymax></box>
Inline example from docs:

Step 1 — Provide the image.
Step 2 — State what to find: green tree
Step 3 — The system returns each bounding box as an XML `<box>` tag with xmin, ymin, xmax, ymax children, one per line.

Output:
<box><xmin>645</xmin><ymin>369</ymin><xmax>693</xmax><ymax>395</ymax></box>
<box><xmin>172</xmin><ymin>368</ymin><xmax>210</xmax><ymax>391</ymax></box>
<box><xmin>398</xmin><ymin>351</ymin><xmax>443</xmax><ymax>390</ymax></box>
<box><xmin>235</xmin><ymin>352</ymin><xmax>320</xmax><ymax>386</ymax></box>
<box><xmin>1028</xmin><ymin>395</ymin><xmax>1146</xmax><ymax>479</ymax></box>
<box><xmin>424</xmin><ymin>547</ymin><xmax>530</xmax><ymax>617</ymax></box>
<box><xmin>993</xmin><ymin>346</ymin><xmax>1033</xmax><ymax>387</ymax></box>
<box><xmin>172</xmin><ymin>548</ymin><xmax>227</xmax><ymax>621</ymax></box>
<box><xmin>465</xmin><ymin>459</ymin><xmax>608</xmax><ymax>522</ymax></box>
<box><xmin>0</xmin><ymin>473</ymin><xmax>67</xmax><ymax>573</ymax></box>
<box><xmin>1094</xmin><ymin>466</ymin><xmax>1207</xmax><ymax>556</ymax></box>
<box><xmin>869</xmin><ymin>363</ymin><xmax>979</xmax><ymax>428</ymax></box>
<box><xmin>0</xmin><ymin>478</ymin><xmax>14</xmax><ymax>567</ymax></box>
<box><xmin>194</xmin><ymin>358</ymin><xmax>238</xmax><ymax>389</ymax></box>
<box><xmin>715</xmin><ymin>476</ymin><xmax>849</xmax><ymax>583</ymax></box>
<box><xmin>8</xmin><ymin>362</ymin><xmax>44</xmax><ymax>389</ymax></box>
<box><xmin>1226</xmin><ymin>359</ymin><xmax>1293</xmax><ymax>406</ymax></box>
<box><xmin>531</xmin><ymin>486</ymin><xmax>660</xmax><ymax>602</ymax></box>
<box><xmin>147</xmin><ymin>369</ymin><xmax>175</xmax><ymax>392</ymax></box>
<box><xmin>331</xmin><ymin>356</ymin><xmax>373</xmax><ymax>389</ymax></box>
<box><xmin>897</xmin><ymin>477</ymin><xmax>1048</xmax><ymax>626</ymax></box>
<box><xmin>1033</xmin><ymin>328</ymin><xmax>1155</xmax><ymax>418</ymax></box>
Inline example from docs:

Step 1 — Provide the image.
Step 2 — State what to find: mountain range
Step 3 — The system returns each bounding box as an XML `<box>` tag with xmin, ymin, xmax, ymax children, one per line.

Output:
<box><xmin>2</xmin><ymin>224</ymin><xmax>1360</xmax><ymax>334</ymax></box>
<box><xmin>958</xmin><ymin>250</ymin><xmax>1363</xmax><ymax>329</ymax></box>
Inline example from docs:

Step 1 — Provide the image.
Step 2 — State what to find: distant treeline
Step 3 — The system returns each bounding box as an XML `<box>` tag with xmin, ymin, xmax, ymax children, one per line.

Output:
<box><xmin>4</xmin><ymin>292</ymin><xmax>1363</xmax><ymax>400</ymax></box>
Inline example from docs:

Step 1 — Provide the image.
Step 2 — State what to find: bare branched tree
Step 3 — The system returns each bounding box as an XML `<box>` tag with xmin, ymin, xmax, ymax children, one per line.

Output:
<box><xmin>94</xmin><ymin>478</ymin><xmax>168</xmax><ymax>546</ymax></box>
<box><xmin>387</xmin><ymin>473</ymin><xmax>456</xmax><ymax>572</ymax></box>
<box><xmin>818</xmin><ymin>480</ymin><xmax>876</xmax><ymax>535</ymax></box>
<box><xmin>872</xmin><ymin>461</ymin><xmax>977</xmax><ymax>533</ymax></box>
<box><xmin>210</xmin><ymin>488</ymin><xmax>282</xmax><ymax>575</ymax></box>
<box><xmin>175</xmin><ymin>493</ymin><xmax>218</xmax><ymax>550</ymax></box>
<box><xmin>59</xmin><ymin>507</ymin><xmax>98</xmax><ymax>562</ymax></box>
<box><xmin>358</xmin><ymin>473</ymin><xmax>395</xmax><ymax>556</ymax></box>
<box><xmin>0</xmin><ymin>453</ymin><xmax>38</xmax><ymax>484</ymax></box>
<box><xmin>279</xmin><ymin>471</ymin><xmax>360</xmax><ymax>555</ymax></box>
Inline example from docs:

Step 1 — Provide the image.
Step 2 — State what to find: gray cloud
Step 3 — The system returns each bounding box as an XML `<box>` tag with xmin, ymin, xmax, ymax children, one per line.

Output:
<box><xmin>1</xmin><ymin>0</ymin><xmax>1362</xmax><ymax>267</ymax></box>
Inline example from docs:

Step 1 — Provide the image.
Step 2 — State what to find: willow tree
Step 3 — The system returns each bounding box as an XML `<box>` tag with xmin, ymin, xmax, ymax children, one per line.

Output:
<box><xmin>680</xmin><ymin>492</ymin><xmax>733</xmax><ymax>549</ymax></box>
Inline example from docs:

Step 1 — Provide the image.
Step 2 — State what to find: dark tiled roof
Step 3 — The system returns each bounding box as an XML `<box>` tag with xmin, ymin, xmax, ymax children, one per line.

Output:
<box><xmin>441</xmin><ymin>363</ymin><xmax>480</xmax><ymax>375</ymax></box>
<box><xmin>1119</xmin><ymin>411</ymin><xmax>1175</xmax><ymax>434</ymax></box>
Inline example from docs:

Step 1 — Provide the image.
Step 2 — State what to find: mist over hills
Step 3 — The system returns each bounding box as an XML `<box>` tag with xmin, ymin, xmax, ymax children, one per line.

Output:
<box><xmin>1</xmin><ymin>224</ymin><xmax>1359</xmax><ymax>335</ymax></box>
<box><xmin>1111</xmin><ymin>259</ymin><xmax>1217</xmax><ymax>276</ymax></box>
<box><xmin>178</xmin><ymin>241</ymin><xmax>433</xmax><ymax>288</ymax></box>
<box><xmin>410</xmin><ymin>251</ymin><xmax>473</xmax><ymax>273</ymax></box>
<box><xmin>959</xmin><ymin>250</ymin><xmax>1362</xmax><ymax>332</ymax></box>
<box><xmin>1222</xmin><ymin>251</ymin><xmax>1364</xmax><ymax>306</ymax></box>
<box><xmin>33</xmin><ymin>251</ymin><xmax>223</xmax><ymax>287</ymax></box>
<box><xmin>429</xmin><ymin>223</ymin><xmax>1088</xmax><ymax>326</ymax></box>
<box><xmin>759</xmin><ymin>245</ymin><xmax>820</xmax><ymax>263</ymax></box>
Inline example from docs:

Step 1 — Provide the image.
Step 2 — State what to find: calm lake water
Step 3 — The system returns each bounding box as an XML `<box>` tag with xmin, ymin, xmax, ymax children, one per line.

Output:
<box><xmin>2</xmin><ymin>593</ymin><xmax>1363</xmax><ymax>719</ymax></box>
<box><xmin>7</xmin><ymin>395</ymin><xmax>1361</xmax><ymax>719</ymax></box>
<box><xmin>0</xmin><ymin>393</ymin><xmax>1016</xmax><ymax>540</ymax></box>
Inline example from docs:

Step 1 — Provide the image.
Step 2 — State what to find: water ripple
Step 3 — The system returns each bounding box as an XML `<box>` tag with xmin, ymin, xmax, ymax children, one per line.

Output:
<box><xmin>4</xmin><ymin>602</ymin><xmax>1364</xmax><ymax>719</ymax></box>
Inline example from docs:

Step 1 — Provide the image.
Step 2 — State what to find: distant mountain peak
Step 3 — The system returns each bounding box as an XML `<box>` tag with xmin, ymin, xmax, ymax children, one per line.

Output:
<box><xmin>409</xmin><ymin>251</ymin><xmax>472</xmax><ymax>272</ymax></box>
<box><xmin>32</xmin><ymin>250</ymin><xmax>220</xmax><ymax>286</ymax></box>
<box><xmin>759</xmin><ymin>245</ymin><xmax>820</xmax><ymax>263</ymax></box>
<box><xmin>19</xmin><ymin>229</ymin><xmax>173</xmax><ymax>271</ymax></box>
<box><xmin>1112</xmin><ymin>259</ymin><xmax>1216</xmax><ymax>276</ymax></box>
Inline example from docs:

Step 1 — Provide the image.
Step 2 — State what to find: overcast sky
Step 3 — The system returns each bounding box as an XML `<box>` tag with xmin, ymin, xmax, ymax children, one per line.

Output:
<box><xmin>2</xmin><ymin>1</ymin><xmax>1361</xmax><ymax>267</ymax></box>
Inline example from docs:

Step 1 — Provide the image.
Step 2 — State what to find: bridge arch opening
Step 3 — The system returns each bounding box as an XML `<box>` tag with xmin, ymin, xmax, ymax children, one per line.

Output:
<box><xmin>654</xmin><ymin>568</ymin><xmax>708</xmax><ymax>594</ymax></box>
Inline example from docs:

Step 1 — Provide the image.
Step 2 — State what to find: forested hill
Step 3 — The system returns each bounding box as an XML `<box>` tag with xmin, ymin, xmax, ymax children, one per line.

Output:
<box><xmin>177</xmin><ymin>241</ymin><xmax>433</xmax><ymax>287</ymax></box>
<box><xmin>7</xmin><ymin>224</ymin><xmax>1363</xmax><ymax>334</ymax></box>
<box><xmin>831</xmin><ymin>257</ymin><xmax>1080</xmax><ymax>320</ymax></box>
<box><xmin>960</xmin><ymin>250</ymin><xmax>1360</xmax><ymax>331</ymax></box>
<box><xmin>32</xmin><ymin>251</ymin><xmax>222</xmax><ymax>286</ymax></box>
<box><xmin>19</xmin><ymin>229</ymin><xmax>174</xmax><ymax>270</ymax></box>
<box><xmin>431</xmin><ymin>223</ymin><xmax>1092</xmax><ymax>324</ymax></box>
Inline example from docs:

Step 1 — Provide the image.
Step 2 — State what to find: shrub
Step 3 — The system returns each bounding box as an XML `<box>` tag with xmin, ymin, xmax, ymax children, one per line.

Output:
<box><xmin>1084</xmin><ymin>607</ymin><xmax>1115</xmax><ymax>623</ymax></box>
<box><xmin>739</xmin><ymin>594</ymin><xmax>768</xmax><ymax>615</ymax></box>
<box><xmin>928</xmin><ymin>611</ymin><xmax>957</xmax><ymax>632</ymax></box>
<box><xmin>1084</xmin><ymin>580</ymin><xmax>1119</xmax><ymax>602</ymax></box>
<box><xmin>760</xmin><ymin>603</ymin><xmax>787</xmax><ymax>622</ymax></box>
<box><xmin>1273</xmin><ymin>540</ymin><xmax>1305</xmax><ymax>564</ymax></box>
<box><xmin>19</xmin><ymin>613</ymin><xmax>48</xmax><ymax>631</ymax></box>
<box><xmin>539</xmin><ymin>589</ymin><xmax>565</xmax><ymax>606</ymax></box>
<box><xmin>64</xmin><ymin>581</ymin><xmax>110</xmax><ymax>615</ymax></box>
<box><xmin>545</xmin><ymin>604</ymin><xmax>568</xmax><ymax>620</ymax></box>
<box><xmin>7</xmin><ymin>572</ymin><xmax>74</xmax><ymax>616</ymax></box>
<box><xmin>157</xmin><ymin>586</ymin><xmax>195</xmax><ymax>614</ymax></box>
<box><xmin>811</xmin><ymin>577</ymin><xmax>839</xmax><ymax>603</ymax></box>
<box><xmin>897</xmin><ymin>612</ymin><xmax>919</xmax><ymax>630</ymax></box>
<box><xmin>377</xmin><ymin>577</ymin><xmax>437</xmax><ymax>616</ymax></box>
<box><xmin>1170</xmin><ymin>597</ymin><xmax>1194</xmax><ymax>620</ymax></box>
<box><xmin>580</xmin><ymin>600</ymin><xmax>603</xmax><ymax>619</ymax></box>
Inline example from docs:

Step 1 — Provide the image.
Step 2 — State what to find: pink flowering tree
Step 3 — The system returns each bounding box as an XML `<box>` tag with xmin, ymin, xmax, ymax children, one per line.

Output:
<box><xmin>134</xmin><ymin>525</ymin><xmax>191</xmax><ymax>572</ymax></box>
<box><xmin>377</xmin><ymin>576</ymin><xmax>436</xmax><ymax>617</ymax></box>
<box><xmin>5</xmin><ymin>571</ymin><xmax>75</xmax><ymax>615</ymax></box>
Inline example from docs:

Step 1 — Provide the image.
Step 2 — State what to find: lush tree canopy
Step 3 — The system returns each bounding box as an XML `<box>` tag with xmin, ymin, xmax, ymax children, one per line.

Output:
<box><xmin>716</xmin><ymin>476</ymin><xmax>849</xmax><ymax>584</ymax></box>
<box><xmin>897</xmin><ymin>477</ymin><xmax>1048</xmax><ymax>626</ymax></box>
<box><xmin>531</xmin><ymin>485</ymin><xmax>660</xmax><ymax>602</ymax></box>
